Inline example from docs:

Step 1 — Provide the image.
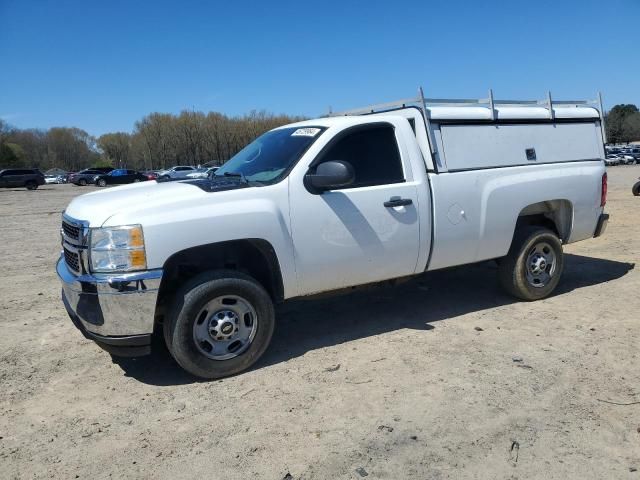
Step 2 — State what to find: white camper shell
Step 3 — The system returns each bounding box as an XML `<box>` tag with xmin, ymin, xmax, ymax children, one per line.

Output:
<box><xmin>330</xmin><ymin>89</ymin><xmax>606</xmax><ymax>173</ymax></box>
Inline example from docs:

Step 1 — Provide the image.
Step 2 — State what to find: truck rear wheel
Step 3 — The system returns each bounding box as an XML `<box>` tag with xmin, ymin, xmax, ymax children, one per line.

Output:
<box><xmin>632</xmin><ymin>181</ymin><xmax>640</xmax><ymax>196</ymax></box>
<box><xmin>164</xmin><ymin>270</ymin><xmax>275</xmax><ymax>379</ymax></box>
<box><xmin>25</xmin><ymin>181</ymin><xmax>38</xmax><ymax>190</ymax></box>
<box><xmin>498</xmin><ymin>226</ymin><xmax>564</xmax><ymax>301</ymax></box>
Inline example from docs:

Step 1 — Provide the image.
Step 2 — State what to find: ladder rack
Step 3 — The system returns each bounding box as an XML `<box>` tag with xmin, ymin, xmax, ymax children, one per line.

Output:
<box><xmin>327</xmin><ymin>88</ymin><xmax>607</xmax><ymax>146</ymax></box>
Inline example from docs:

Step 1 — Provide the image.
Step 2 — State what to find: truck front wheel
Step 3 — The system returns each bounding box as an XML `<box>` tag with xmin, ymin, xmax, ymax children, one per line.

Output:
<box><xmin>164</xmin><ymin>270</ymin><xmax>275</xmax><ymax>379</ymax></box>
<box><xmin>498</xmin><ymin>227</ymin><xmax>564</xmax><ymax>301</ymax></box>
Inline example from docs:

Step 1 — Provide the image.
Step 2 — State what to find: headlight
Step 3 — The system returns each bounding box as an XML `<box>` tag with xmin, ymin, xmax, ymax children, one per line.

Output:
<box><xmin>89</xmin><ymin>225</ymin><xmax>147</xmax><ymax>272</ymax></box>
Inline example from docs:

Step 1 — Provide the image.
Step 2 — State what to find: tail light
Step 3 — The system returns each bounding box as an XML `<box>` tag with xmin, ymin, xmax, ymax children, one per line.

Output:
<box><xmin>601</xmin><ymin>172</ymin><xmax>607</xmax><ymax>207</ymax></box>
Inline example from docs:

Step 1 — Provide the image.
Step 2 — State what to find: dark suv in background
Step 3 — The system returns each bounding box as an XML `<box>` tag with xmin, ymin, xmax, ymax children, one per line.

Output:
<box><xmin>0</xmin><ymin>169</ymin><xmax>46</xmax><ymax>190</ymax></box>
<box><xmin>67</xmin><ymin>166</ymin><xmax>113</xmax><ymax>184</ymax></box>
<box><xmin>94</xmin><ymin>169</ymin><xmax>149</xmax><ymax>187</ymax></box>
<box><xmin>69</xmin><ymin>168</ymin><xmax>113</xmax><ymax>186</ymax></box>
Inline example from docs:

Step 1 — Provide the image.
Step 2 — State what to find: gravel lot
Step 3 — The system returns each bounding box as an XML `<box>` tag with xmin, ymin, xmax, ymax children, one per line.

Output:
<box><xmin>1</xmin><ymin>166</ymin><xmax>639</xmax><ymax>479</ymax></box>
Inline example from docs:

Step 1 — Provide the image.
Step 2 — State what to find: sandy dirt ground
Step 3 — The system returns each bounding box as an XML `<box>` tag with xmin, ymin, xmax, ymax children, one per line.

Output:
<box><xmin>0</xmin><ymin>167</ymin><xmax>639</xmax><ymax>479</ymax></box>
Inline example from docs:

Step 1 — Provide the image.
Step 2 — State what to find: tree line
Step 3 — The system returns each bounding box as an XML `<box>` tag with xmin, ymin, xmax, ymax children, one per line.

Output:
<box><xmin>0</xmin><ymin>110</ymin><xmax>304</xmax><ymax>171</ymax></box>
<box><xmin>605</xmin><ymin>104</ymin><xmax>640</xmax><ymax>144</ymax></box>
<box><xmin>1</xmin><ymin>104</ymin><xmax>639</xmax><ymax>172</ymax></box>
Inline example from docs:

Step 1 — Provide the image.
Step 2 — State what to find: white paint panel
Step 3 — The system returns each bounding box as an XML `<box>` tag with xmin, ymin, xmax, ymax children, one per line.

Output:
<box><xmin>440</xmin><ymin>122</ymin><xmax>602</xmax><ymax>171</ymax></box>
<box><xmin>288</xmin><ymin>119</ymin><xmax>423</xmax><ymax>295</ymax></box>
<box><xmin>426</xmin><ymin>161</ymin><xmax>606</xmax><ymax>271</ymax></box>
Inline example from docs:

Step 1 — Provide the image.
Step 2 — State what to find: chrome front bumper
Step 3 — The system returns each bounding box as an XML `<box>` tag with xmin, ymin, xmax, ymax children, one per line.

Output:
<box><xmin>57</xmin><ymin>256</ymin><xmax>162</xmax><ymax>352</ymax></box>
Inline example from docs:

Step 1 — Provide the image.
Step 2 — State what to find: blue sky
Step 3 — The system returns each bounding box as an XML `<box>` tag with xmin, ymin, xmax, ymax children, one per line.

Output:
<box><xmin>1</xmin><ymin>0</ymin><xmax>638</xmax><ymax>136</ymax></box>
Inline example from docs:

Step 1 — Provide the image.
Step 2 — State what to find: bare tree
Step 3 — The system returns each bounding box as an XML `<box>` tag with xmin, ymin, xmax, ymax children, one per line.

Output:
<box><xmin>2</xmin><ymin>110</ymin><xmax>304</xmax><ymax>171</ymax></box>
<box><xmin>97</xmin><ymin>132</ymin><xmax>131</xmax><ymax>167</ymax></box>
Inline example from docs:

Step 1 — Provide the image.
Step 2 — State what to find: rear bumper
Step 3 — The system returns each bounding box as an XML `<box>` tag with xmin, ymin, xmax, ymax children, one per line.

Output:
<box><xmin>57</xmin><ymin>256</ymin><xmax>162</xmax><ymax>356</ymax></box>
<box><xmin>594</xmin><ymin>213</ymin><xmax>609</xmax><ymax>238</ymax></box>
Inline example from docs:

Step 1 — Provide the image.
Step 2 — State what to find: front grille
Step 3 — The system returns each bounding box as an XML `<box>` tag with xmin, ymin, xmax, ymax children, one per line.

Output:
<box><xmin>64</xmin><ymin>247</ymin><xmax>80</xmax><ymax>273</ymax></box>
<box><xmin>62</xmin><ymin>220</ymin><xmax>80</xmax><ymax>240</ymax></box>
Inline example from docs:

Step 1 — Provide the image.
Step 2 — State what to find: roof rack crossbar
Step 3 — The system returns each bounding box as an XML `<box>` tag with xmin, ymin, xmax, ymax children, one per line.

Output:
<box><xmin>328</xmin><ymin>89</ymin><xmax>602</xmax><ymax>117</ymax></box>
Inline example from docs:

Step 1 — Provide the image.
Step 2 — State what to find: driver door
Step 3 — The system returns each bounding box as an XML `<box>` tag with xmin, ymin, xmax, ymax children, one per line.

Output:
<box><xmin>289</xmin><ymin>122</ymin><xmax>421</xmax><ymax>295</ymax></box>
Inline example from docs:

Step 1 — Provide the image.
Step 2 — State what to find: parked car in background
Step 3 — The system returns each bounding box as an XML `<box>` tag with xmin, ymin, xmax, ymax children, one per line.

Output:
<box><xmin>157</xmin><ymin>166</ymin><xmax>197</xmax><ymax>179</ymax></box>
<box><xmin>94</xmin><ymin>169</ymin><xmax>149</xmax><ymax>187</ymax></box>
<box><xmin>621</xmin><ymin>148</ymin><xmax>640</xmax><ymax>163</ymax></box>
<box><xmin>45</xmin><ymin>174</ymin><xmax>66</xmax><ymax>184</ymax></box>
<box><xmin>605</xmin><ymin>154</ymin><xmax>621</xmax><ymax>166</ymax></box>
<box><xmin>69</xmin><ymin>169</ymin><xmax>106</xmax><ymax>186</ymax></box>
<box><xmin>185</xmin><ymin>166</ymin><xmax>219</xmax><ymax>179</ymax></box>
<box><xmin>143</xmin><ymin>170</ymin><xmax>160</xmax><ymax>180</ymax></box>
<box><xmin>0</xmin><ymin>168</ymin><xmax>45</xmax><ymax>190</ymax></box>
<box><xmin>619</xmin><ymin>154</ymin><xmax>636</xmax><ymax>165</ymax></box>
<box><xmin>45</xmin><ymin>168</ymin><xmax>68</xmax><ymax>180</ymax></box>
<box><xmin>66</xmin><ymin>166</ymin><xmax>113</xmax><ymax>183</ymax></box>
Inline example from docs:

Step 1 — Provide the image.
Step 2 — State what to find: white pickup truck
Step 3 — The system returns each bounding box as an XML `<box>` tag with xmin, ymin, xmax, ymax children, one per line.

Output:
<box><xmin>58</xmin><ymin>90</ymin><xmax>610</xmax><ymax>379</ymax></box>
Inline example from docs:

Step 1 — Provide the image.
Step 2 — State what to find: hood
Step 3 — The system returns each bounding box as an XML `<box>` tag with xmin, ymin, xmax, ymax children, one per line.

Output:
<box><xmin>64</xmin><ymin>179</ymin><xmax>247</xmax><ymax>226</ymax></box>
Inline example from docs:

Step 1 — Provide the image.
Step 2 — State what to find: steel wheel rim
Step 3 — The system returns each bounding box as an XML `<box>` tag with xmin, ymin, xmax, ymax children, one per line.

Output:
<box><xmin>525</xmin><ymin>241</ymin><xmax>556</xmax><ymax>288</ymax></box>
<box><xmin>192</xmin><ymin>295</ymin><xmax>258</xmax><ymax>360</ymax></box>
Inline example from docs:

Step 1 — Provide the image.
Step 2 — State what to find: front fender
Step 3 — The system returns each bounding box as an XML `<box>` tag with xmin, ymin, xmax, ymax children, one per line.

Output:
<box><xmin>104</xmin><ymin>182</ymin><xmax>297</xmax><ymax>299</ymax></box>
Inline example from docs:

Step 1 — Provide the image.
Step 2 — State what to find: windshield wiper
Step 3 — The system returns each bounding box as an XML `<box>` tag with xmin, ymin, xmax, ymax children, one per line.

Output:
<box><xmin>220</xmin><ymin>171</ymin><xmax>265</xmax><ymax>186</ymax></box>
<box><xmin>211</xmin><ymin>171</ymin><xmax>265</xmax><ymax>186</ymax></box>
<box><xmin>222</xmin><ymin>171</ymin><xmax>247</xmax><ymax>183</ymax></box>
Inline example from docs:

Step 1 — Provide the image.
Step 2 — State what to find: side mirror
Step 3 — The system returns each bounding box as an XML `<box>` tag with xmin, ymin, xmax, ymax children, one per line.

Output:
<box><xmin>305</xmin><ymin>160</ymin><xmax>355</xmax><ymax>192</ymax></box>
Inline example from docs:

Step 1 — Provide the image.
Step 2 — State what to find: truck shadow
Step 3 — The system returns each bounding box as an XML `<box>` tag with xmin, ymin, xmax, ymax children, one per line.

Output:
<box><xmin>112</xmin><ymin>254</ymin><xmax>634</xmax><ymax>385</ymax></box>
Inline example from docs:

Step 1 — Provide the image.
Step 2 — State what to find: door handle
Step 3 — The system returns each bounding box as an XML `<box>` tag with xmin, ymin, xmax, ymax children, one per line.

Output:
<box><xmin>384</xmin><ymin>197</ymin><xmax>413</xmax><ymax>208</ymax></box>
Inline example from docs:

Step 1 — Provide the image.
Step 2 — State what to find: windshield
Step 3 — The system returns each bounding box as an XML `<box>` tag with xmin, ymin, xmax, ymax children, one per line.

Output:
<box><xmin>215</xmin><ymin>126</ymin><xmax>325</xmax><ymax>184</ymax></box>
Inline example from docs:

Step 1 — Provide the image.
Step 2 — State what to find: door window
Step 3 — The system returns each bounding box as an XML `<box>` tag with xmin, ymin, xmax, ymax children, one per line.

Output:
<box><xmin>315</xmin><ymin>124</ymin><xmax>404</xmax><ymax>188</ymax></box>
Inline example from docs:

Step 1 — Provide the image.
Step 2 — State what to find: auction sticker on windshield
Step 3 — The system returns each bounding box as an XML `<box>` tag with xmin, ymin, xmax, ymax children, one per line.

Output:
<box><xmin>291</xmin><ymin>128</ymin><xmax>321</xmax><ymax>137</ymax></box>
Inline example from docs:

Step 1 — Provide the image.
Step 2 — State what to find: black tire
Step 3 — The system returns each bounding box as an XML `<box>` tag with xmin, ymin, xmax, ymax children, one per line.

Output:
<box><xmin>164</xmin><ymin>270</ymin><xmax>275</xmax><ymax>379</ymax></box>
<box><xmin>498</xmin><ymin>226</ymin><xmax>564</xmax><ymax>301</ymax></box>
<box><xmin>25</xmin><ymin>181</ymin><xmax>38</xmax><ymax>190</ymax></box>
<box><xmin>97</xmin><ymin>179</ymin><xmax>107</xmax><ymax>187</ymax></box>
<box><xmin>632</xmin><ymin>181</ymin><xmax>640</xmax><ymax>196</ymax></box>
<box><xmin>79</xmin><ymin>179</ymin><xmax>87</xmax><ymax>186</ymax></box>
<box><xmin>133</xmin><ymin>179</ymin><xmax>140</xmax><ymax>183</ymax></box>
